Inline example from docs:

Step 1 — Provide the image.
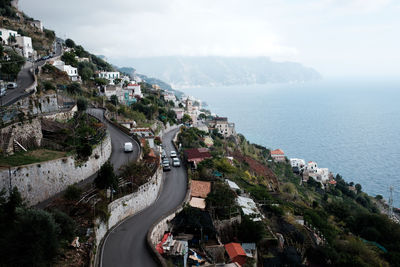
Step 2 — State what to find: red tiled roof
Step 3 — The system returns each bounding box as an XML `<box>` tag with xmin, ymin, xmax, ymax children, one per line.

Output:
<box><xmin>185</xmin><ymin>148</ymin><xmax>212</xmax><ymax>162</ymax></box>
<box><xmin>329</xmin><ymin>180</ymin><xmax>337</xmax><ymax>185</ymax></box>
<box><xmin>271</xmin><ymin>149</ymin><xmax>285</xmax><ymax>155</ymax></box>
<box><xmin>225</xmin><ymin>243</ymin><xmax>246</xmax><ymax>259</ymax></box>
<box><xmin>190</xmin><ymin>180</ymin><xmax>211</xmax><ymax>198</ymax></box>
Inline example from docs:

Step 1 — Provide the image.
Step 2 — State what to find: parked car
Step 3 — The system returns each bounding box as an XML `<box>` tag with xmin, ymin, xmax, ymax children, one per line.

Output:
<box><xmin>170</xmin><ymin>150</ymin><xmax>177</xmax><ymax>158</ymax></box>
<box><xmin>7</xmin><ymin>82</ymin><xmax>17</xmax><ymax>89</ymax></box>
<box><xmin>0</xmin><ymin>87</ymin><xmax>6</xmax><ymax>97</ymax></box>
<box><xmin>161</xmin><ymin>150</ymin><xmax>167</xmax><ymax>158</ymax></box>
<box><xmin>172</xmin><ymin>158</ymin><xmax>181</xmax><ymax>167</ymax></box>
<box><xmin>124</xmin><ymin>142</ymin><xmax>133</xmax><ymax>152</ymax></box>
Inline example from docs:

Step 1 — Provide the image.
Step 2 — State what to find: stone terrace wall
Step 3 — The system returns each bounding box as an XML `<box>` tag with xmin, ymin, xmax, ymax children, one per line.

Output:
<box><xmin>0</xmin><ymin>118</ymin><xmax>43</xmax><ymax>155</ymax></box>
<box><xmin>94</xmin><ymin>167</ymin><xmax>163</xmax><ymax>247</ymax></box>
<box><xmin>0</xmin><ymin>134</ymin><xmax>112</xmax><ymax>205</ymax></box>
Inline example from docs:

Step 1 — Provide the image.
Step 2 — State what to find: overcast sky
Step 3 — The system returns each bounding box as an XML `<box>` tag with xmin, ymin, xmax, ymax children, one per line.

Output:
<box><xmin>19</xmin><ymin>0</ymin><xmax>400</xmax><ymax>76</ymax></box>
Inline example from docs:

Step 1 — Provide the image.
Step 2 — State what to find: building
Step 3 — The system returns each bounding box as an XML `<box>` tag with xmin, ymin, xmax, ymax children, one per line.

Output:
<box><xmin>290</xmin><ymin>158</ymin><xmax>305</xmax><ymax>173</ymax></box>
<box><xmin>270</xmin><ymin>149</ymin><xmax>285</xmax><ymax>162</ymax></box>
<box><xmin>184</xmin><ymin>148</ymin><xmax>212</xmax><ymax>166</ymax></box>
<box><xmin>163</xmin><ymin>92</ymin><xmax>176</xmax><ymax>102</ymax></box>
<box><xmin>225</xmin><ymin>243</ymin><xmax>247</xmax><ymax>266</ymax></box>
<box><xmin>98</xmin><ymin>71</ymin><xmax>120</xmax><ymax>85</ymax></box>
<box><xmin>0</xmin><ymin>28</ymin><xmax>18</xmax><ymax>45</ymax></box>
<box><xmin>15</xmin><ymin>36</ymin><xmax>34</xmax><ymax>58</ymax></box>
<box><xmin>237</xmin><ymin>196</ymin><xmax>263</xmax><ymax>221</ymax></box>
<box><xmin>131</xmin><ymin>128</ymin><xmax>154</xmax><ymax>148</ymax></box>
<box><xmin>52</xmin><ymin>60</ymin><xmax>79</xmax><ymax>81</ymax></box>
<box><xmin>30</xmin><ymin>20</ymin><xmax>43</xmax><ymax>31</ymax></box>
<box><xmin>207</xmin><ymin>117</ymin><xmax>236</xmax><ymax>138</ymax></box>
<box><xmin>104</xmin><ymin>85</ymin><xmax>122</xmax><ymax>99</ymax></box>
<box><xmin>241</xmin><ymin>243</ymin><xmax>256</xmax><ymax>259</ymax></box>
<box><xmin>126</xmin><ymin>83</ymin><xmax>142</xmax><ymax>98</ymax></box>
<box><xmin>172</xmin><ymin>108</ymin><xmax>184</xmax><ymax>120</ymax></box>
<box><xmin>226</xmin><ymin>179</ymin><xmax>240</xmax><ymax>191</ymax></box>
<box><xmin>290</xmin><ymin>158</ymin><xmax>305</xmax><ymax>169</ymax></box>
<box><xmin>306</xmin><ymin>161</ymin><xmax>318</xmax><ymax>173</ymax></box>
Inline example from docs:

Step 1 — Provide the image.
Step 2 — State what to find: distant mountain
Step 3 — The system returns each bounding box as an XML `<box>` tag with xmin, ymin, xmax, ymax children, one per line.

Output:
<box><xmin>126</xmin><ymin>56</ymin><xmax>321</xmax><ymax>88</ymax></box>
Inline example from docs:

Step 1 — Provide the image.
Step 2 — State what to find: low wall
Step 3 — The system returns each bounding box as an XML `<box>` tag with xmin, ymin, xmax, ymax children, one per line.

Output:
<box><xmin>94</xmin><ymin>167</ymin><xmax>163</xmax><ymax>259</ymax></box>
<box><xmin>0</xmin><ymin>134</ymin><xmax>112</xmax><ymax>205</ymax></box>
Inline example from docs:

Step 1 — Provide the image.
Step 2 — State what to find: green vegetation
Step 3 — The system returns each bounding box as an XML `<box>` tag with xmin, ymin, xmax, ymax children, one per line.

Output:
<box><xmin>0</xmin><ymin>188</ymin><xmax>76</xmax><ymax>266</ymax></box>
<box><xmin>0</xmin><ymin>0</ymin><xmax>15</xmax><ymax>17</ymax></box>
<box><xmin>0</xmin><ymin>48</ymin><xmax>25</xmax><ymax>80</ymax></box>
<box><xmin>94</xmin><ymin>161</ymin><xmax>117</xmax><ymax>190</ymax></box>
<box><xmin>0</xmin><ymin>149</ymin><xmax>67</xmax><ymax>166</ymax></box>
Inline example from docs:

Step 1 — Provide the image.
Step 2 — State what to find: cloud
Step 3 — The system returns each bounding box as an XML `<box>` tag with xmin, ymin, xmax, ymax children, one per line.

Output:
<box><xmin>19</xmin><ymin>0</ymin><xmax>400</xmax><ymax>76</ymax></box>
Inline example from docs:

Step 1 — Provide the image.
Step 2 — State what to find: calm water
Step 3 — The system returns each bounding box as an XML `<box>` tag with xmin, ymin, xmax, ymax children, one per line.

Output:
<box><xmin>182</xmin><ymin>78</ymin><xmax>400</xmax><ymax>205</ymax></box>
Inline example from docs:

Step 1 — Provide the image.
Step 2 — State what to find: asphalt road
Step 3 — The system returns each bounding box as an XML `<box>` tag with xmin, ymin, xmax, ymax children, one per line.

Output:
<box><xmin>0</xmin><ymin>61</ymin><xmax>35</xmax><ymax>106</ymax></box>
<box><xmin>101</xmin><ymin>128</ymin><xmax>187</xmax><ymax>267</ymax></box>
<box><xmin>36</xmin><ymin>108</ymin><xmax>140</xmax><ymax>208</ymax></box>
<box><xmin>87</xmin><ymin>108</ymin><xmax>140</xmax><ymax>173</ymax></box>
<box><xmin>0</xmin><ymin>41</ymin><xmax>63</xmax><ymax>107</ymax></box>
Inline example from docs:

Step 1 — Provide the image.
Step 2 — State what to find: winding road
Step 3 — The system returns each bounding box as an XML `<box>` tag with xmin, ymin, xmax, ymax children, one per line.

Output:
<box><xmin>88</xmin><ymin>108</ymin><xmax>140</xmax><ymax>173</ymax></box>
<box><xmin>100</xmin><ymin>127</ymin><xmax>187</xmax><ymax>267</ymax></box>
<box><xmin>36</xmin><ymin>108</ymin><xmax>140</xmax><ymax>208</ymax></box>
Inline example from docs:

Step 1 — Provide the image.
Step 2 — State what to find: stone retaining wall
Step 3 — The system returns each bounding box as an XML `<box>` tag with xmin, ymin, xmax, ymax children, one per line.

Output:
<box><xmin>0</xmin><ymin>134</ymin><xmax>112</xmax><ymax>205</ymax></box>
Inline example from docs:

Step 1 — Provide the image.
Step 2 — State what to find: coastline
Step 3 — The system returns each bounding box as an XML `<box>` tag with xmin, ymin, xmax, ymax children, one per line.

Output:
<box><xmin>180</xmin><ymin>81</ymin><xmax>400</xmax><ymax>210</ymax></box>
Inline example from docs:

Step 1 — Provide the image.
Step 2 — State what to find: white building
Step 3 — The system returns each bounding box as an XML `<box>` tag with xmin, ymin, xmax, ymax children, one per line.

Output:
<box><xmin>306</xmin><ymin>161</ymin><xmax>318</xmax><ymax>173</ymax></box>
<box><xmin>53</xmin><ymin>60</ymin><xmax>79</xmax><ymax>81</ymax></box>
<box><xmin>290</xmin><ymin>158</ymin><xmax>306</xmax><ymax>169</ymax></box>
<box><xmin>98</xmin><ymin>71</ymin><xmax>120</xmax><ymax>85</ymax></box>
<box><xmin>15</xmin><ymin>36</ymin><xmax>34</xmax><ymax>58</ymax></box>
<box><xmin>0</xmin><ymin>28</ymin><xmax>18</xmax><ymax>45</ymax></box>
<box><xmin>163</xmin><ymin>93</ymin><xmax>176</xmax><ymax>102</ymax></box>
<box><xmin>237</xmin><ymin>196</ymin><xmax>263</xmax><ymax>222</ymax></box>
<box><xmin>126</xmin><ymin>83</ymin><xmax>142</xmax><ymax>98</ymax></box>
<box><xmin>30</xmin><ymin>20</ymin><xmax>43</xmax><ymax>31</ymax></box>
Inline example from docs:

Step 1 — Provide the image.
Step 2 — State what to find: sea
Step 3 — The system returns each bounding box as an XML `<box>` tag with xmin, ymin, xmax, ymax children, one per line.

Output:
<box><xmin>181</xmin><ymin>78</ymin><xmax>400</xmax><ymax>206</ymax></box>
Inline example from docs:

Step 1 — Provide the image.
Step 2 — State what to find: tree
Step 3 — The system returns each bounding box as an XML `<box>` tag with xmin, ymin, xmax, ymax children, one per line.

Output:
<box><xmin>80</xmin><ymin>66</ymin><xmax>94</xmax><ymax>81</ymax></box>
<box><xmin>182</xmin><ymin>113</ymin><xmax>192</xmax><ymax>123</ymax></box>
<box><xmin>66</xmin><ymin>82</ymin><xmax>82</xmax><ymax>95</ymax></box>
<box><xmin>61</xmin><ymin>51</ymin><xmax>78</xmax><ymax>67</ymax></box>
<box><xmin>65</xmin><ymin>38</ymin><xmax>76</xmax><ymax>48</ymax></box>
<box><xmin>110</xmin><ymin>95</ymin><xmax>118</xmax><ymax>106</ymax></box>
<box><xmin>1</xmin><ymin>49</ymin><xmax>25</xmax><ymax>79</ymax></box>
<box><xmin>94</xmin><ymin>161</ymin><xmax>117</xmax><ymax>190</ymax></box>
<box><xmin>355</xmin><ymin>183</ymin><xmax>362</xmax><ymax>193</ymax></box>
<box><xmin>77</xmin><ymin>97</ymin><xmax>88</xmax><ymax>111</ymax></box>
<box><xmin>94</xmin><ymin>77</ymin><xmax>108</xmax><ymax>86</ymax></box>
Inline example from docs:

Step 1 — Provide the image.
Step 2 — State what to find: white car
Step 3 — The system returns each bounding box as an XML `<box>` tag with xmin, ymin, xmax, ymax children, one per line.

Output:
<box><xmin>0</xmin><ymin>87</ymin><xmax>6</xmax><ymax>96</ymax></box>
<box><xmin>172</xmin><ymin>158</ymin><xmax>181</xmax><ymax>167</ymax></box>
<box><xmin>170</xmin><ymin>150</ymin><xmax>177</xmax><ymax>158</ymax></box>
<box><xmin>124</xmin><ymin>142</ymin><xmax>133</xmax><ymax>152</ymax></box>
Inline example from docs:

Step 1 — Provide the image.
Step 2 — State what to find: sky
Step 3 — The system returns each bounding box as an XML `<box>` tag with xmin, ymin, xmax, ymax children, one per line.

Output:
<box><xmin>19</xmin><ymin>0</ymin><xmax>400</xmax><ymax>76</ymax></box>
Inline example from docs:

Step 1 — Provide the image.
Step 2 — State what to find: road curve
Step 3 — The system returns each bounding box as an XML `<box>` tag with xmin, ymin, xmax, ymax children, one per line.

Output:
<box><xmin>87</xmin><ymin>108</ymin><xmax>140</xmax><ymax>173</ymax></box>
<box><xmin>101</xmin><ymin>128</ymin><xmax>188</xmax><ymax>267</ymax></box>
<box><xmin>36</xmin><ymin>108</ymin><xmax>139</xmax><ymax>208</ymax></box>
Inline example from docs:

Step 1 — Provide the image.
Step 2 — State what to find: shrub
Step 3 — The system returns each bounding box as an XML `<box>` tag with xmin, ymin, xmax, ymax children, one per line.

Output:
<box><xmin>64</xmin><ymin>185</ymin><xmax>82</xmax><ymax>201</ymax></box>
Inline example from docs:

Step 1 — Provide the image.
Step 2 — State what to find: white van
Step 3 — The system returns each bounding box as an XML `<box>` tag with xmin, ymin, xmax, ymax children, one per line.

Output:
<box><xmin>124</xmin><ymin>142</ymin><xmax>133</xmax><ymax>152</ymax></box>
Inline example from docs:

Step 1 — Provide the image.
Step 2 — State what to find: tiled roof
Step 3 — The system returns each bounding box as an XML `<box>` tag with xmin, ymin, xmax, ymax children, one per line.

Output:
<box><xmin>225</xmin><ymin>242</ymin><xmax>246</xmax><ymax>259</ymax></box>
<box><xmin>184</xmin><ymin>148</ymin><xmax>212</xmax><ymax>161</ymax></box>
<box><xmin>190</xmin><ymin>180</ymin><xmax>211</xmax><ymax>198</ymax></box>
<box><xmin>271</xmin><ymin>149</ymin><xmax>285</xmax><ymax>155</ymax></box>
